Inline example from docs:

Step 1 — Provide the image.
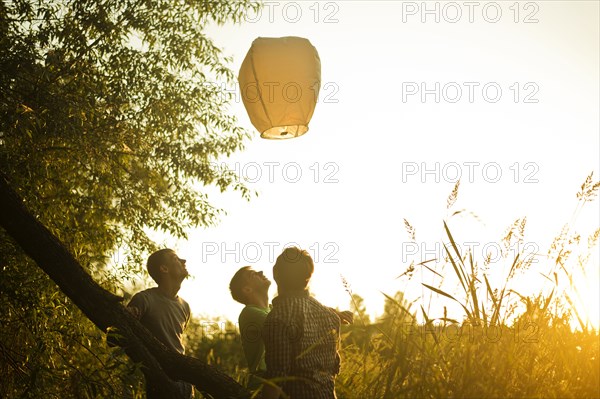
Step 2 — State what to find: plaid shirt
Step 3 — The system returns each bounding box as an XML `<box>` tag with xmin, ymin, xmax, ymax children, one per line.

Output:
<box><xmin>263</xmin><ymin>291</ymin><xmax>341</xmax><ymax>399</ymax></box>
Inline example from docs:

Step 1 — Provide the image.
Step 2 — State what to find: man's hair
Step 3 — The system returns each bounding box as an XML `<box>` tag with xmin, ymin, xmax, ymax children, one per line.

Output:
<box><xmin>273</xmin><ymin>247</ymin><xmax>314</xmax><ymax>291</ymax></box>
<box><xmin>147</xmin><ymin>248</ymin><xmax>174</xmax><ymax>284</ymax></box>
<box><xmin>230</xmin><ymin>266</ymin><xmax>252</xmax><ymax>304</ymax></box>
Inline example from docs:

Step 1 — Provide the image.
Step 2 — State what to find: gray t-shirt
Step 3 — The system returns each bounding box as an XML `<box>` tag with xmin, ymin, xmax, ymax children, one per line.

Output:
<box><xmin>127</xmin><ymin>288</ymin><xmax>193</xmax><ymax>398</ymax></box>
<box><xmin>128</xmin><ymin>287</ymin><xmax>191</xmax><ymax>354</ymax></box>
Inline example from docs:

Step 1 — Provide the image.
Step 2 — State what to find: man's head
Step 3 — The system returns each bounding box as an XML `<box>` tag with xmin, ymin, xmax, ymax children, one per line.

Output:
<box><xmin>272</xmin><ymin>247</ymin><xmax>314</xmax><ymax>292</ymax></box>
<box><xmin>147</xmin><ymin>249</ymin><xmax>188</xmax><ymax>285</ymax></box>
<box><xmin>230</xmin><ymin>266</ymin><xmax>271</xmax><ymax>305</ymax></box>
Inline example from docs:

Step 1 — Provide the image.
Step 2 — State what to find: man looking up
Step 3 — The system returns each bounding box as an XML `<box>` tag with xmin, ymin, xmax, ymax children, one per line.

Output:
<box><xmin>229</xmin><ymin>266</ymin><xmax>272</xmax><ymax>388</ymax></box>
<box><xmin>127</xmin><ymin>248</ymin><xmax>193</xmax><ymax>399</ymax></box>
<box><xmin>261</xmin><ymin>247</ymin><xmax>343</xmax><ymax>399</ymax></box>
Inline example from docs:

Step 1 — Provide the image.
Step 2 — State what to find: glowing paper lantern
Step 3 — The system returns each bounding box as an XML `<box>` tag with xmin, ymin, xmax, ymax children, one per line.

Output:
<box><xmin>238</xmin><ymin>36</ymin><xmax>321</xmax><ymax>139</ymax></box>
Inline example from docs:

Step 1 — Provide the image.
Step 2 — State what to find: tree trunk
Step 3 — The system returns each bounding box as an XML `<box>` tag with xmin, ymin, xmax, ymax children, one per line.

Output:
<box><xmin>0</xmin><ymin>173</ymin><xmax>250</xmax><ymax>399</ymax></box>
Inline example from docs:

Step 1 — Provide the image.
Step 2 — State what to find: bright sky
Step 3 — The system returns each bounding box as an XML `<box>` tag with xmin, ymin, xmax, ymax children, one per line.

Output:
<box><xmin>146</xmin><ymin>1</ymin><xmax>599</xmax><ymax>329</ymax></box>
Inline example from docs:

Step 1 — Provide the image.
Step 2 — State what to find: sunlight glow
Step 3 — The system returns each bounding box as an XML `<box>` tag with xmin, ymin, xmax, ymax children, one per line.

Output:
<box><xmin>166</xmin><ymin>1</ymin><xmax>600</xmax><ymax>330</ymax></box>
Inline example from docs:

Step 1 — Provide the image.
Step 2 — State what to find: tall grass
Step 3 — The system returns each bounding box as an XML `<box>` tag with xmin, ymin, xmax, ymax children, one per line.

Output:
<box><xmin>336</xmin><ymin>173</ymin><xmax>599</xmax><ymax>398</ymax></box>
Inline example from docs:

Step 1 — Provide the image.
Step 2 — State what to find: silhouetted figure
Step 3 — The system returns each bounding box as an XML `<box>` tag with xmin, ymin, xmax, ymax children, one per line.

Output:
<box><xmin>230</xmin><ymin>266</ymin><xmax>272</xmax><ymax>389</ymax></box>
<box><xmin>128</xmin><ymin>249</ymin><xmax>193</xmax><ymax>399</ymax></box>
<box><xmin>261</xmin><ymin>247</ymin><xmax>342</xmax><ymax>399</ymax></box>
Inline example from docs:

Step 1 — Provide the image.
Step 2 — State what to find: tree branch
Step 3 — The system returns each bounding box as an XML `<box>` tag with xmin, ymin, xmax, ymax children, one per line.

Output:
<box><xmin>0</xmin><ymin>172</ymin><xmax>250</xmax><ymax>399</ymax></box>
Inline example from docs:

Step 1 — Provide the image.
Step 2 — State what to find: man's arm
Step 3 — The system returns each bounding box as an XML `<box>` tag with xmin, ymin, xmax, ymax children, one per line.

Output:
<box><xmin>126</xmin><ymin>292</ymin><xmax>148</xmax><ymax>320</ymax></box>
<box><xmin>328</xmin><ymin>308</ymin><xmax>354</xmax><ymax>325</ymax></box>
<box><xmin>107</xmin><ymin>292</ymin><xmax>147</xmax><ymax>347</ymax></box>
<box><xmin>182</xmin><ymin>299</ymin><xmax>191</xmax><ymax>330</ymax></box>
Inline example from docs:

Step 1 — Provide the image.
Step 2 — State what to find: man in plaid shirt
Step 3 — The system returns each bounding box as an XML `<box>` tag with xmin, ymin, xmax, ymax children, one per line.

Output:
<box><xmin>261</xmin><ymin>247</ymin><xmax>341</xmax><ymax>399</ymax></box>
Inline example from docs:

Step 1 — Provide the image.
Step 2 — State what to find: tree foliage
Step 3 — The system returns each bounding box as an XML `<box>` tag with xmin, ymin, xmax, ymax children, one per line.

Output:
<box><xmin>1</xmin><ymin>0</ymin><xmax>258</xmax><ymax>264</ymax></box>
<box><xmin>0</xmin><ymin>0</ymin><xmax>259</xmax><ymax>396</ymax></box>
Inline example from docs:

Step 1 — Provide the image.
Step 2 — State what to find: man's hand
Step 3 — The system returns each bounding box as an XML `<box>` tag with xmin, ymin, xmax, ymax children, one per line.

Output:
<box><xmin>336</xmin><ymin>310</ymin><xmax>354</xmax><ymax>325</ymax></box>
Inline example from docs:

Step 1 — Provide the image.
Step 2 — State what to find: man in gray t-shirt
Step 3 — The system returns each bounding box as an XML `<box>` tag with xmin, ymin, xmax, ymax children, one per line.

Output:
<box><xmin>128</xmin><ymin>248</ymin><xmax>193</xmax><ymax>399</ymax></box>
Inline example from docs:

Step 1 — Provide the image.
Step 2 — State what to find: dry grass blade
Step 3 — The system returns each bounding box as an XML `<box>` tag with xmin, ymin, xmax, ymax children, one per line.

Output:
<box><xmin>341</xmin><ymin>274</ymin><xmax>368</xmax><ymax>326</ymax></box>
<box><xmin>404</xmin><ymin>218</ymin><xmax>416</xmax><ymax>241</ymax></box>
<box><xmin>396</xmin><ymin>261</ymin><xmax>415</xmax><ymax>279</ymax></box>
<box><xmin>576</xmin><ymin>171</ymin><xmax>600</xmax><ymax>202</ymax></box>
<box><xmin>484</xmin><ymin>274</ymin><xmax>500</xmax><ymax>324</ymax></box>
<box><xmin>447</xmin><ymin>180</ymin><xmax>460</xmax><ymax>209</ymax></box>
<box><xmin>542</xmin><ymin>289</ymin><xmax>554</xmax><ymax>313</ymax></box>
<box><xmin>443</xmin><ymin>242</ymin><xmax>467</xmax><ymax>292</ymax></box>
<box><xmin>468</xmin><ymin>252</ymin><xmax>481</xmax><ymax>321</ymax></box>
<box><xmin>420</xmin><ymin>305</ymin><xmax>440</xmax><ymax>346</ymax></box>
<box><xmin>444</xmin><ymin>220</ymin><xmax>467</xmax><ymax>271</ymax></box>
<box><xmin>381</xmin><ymin>291</ymin><xmax>416</xmax><ymax>321</ymax></box>
<box><xmin>422</xmin><ymin>283</ymin><xmax>473</xmax><ymax>320</ymax></box>
<box><xmin>564</xmin><ymin>293</ymin><xmax>587</xmax><ymax>331</ymax></box>
<box><xmin>421</xmin><ymin>263</ymin><xmax>443</xmax><ymax>278</ymax></box>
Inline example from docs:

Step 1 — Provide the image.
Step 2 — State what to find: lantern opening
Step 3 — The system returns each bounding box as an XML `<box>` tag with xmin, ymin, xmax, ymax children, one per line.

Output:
<box><xmin>261</xmin><ymin>125</ymin><xmax>309</xmax><ymax>140</ymax></box>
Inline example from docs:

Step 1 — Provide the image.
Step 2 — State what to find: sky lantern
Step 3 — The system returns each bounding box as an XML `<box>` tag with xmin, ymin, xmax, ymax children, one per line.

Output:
<box><xmin>238</xmin><ymin>36</ymin><xmax>321</xmax><ymax>139</ymax></box>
